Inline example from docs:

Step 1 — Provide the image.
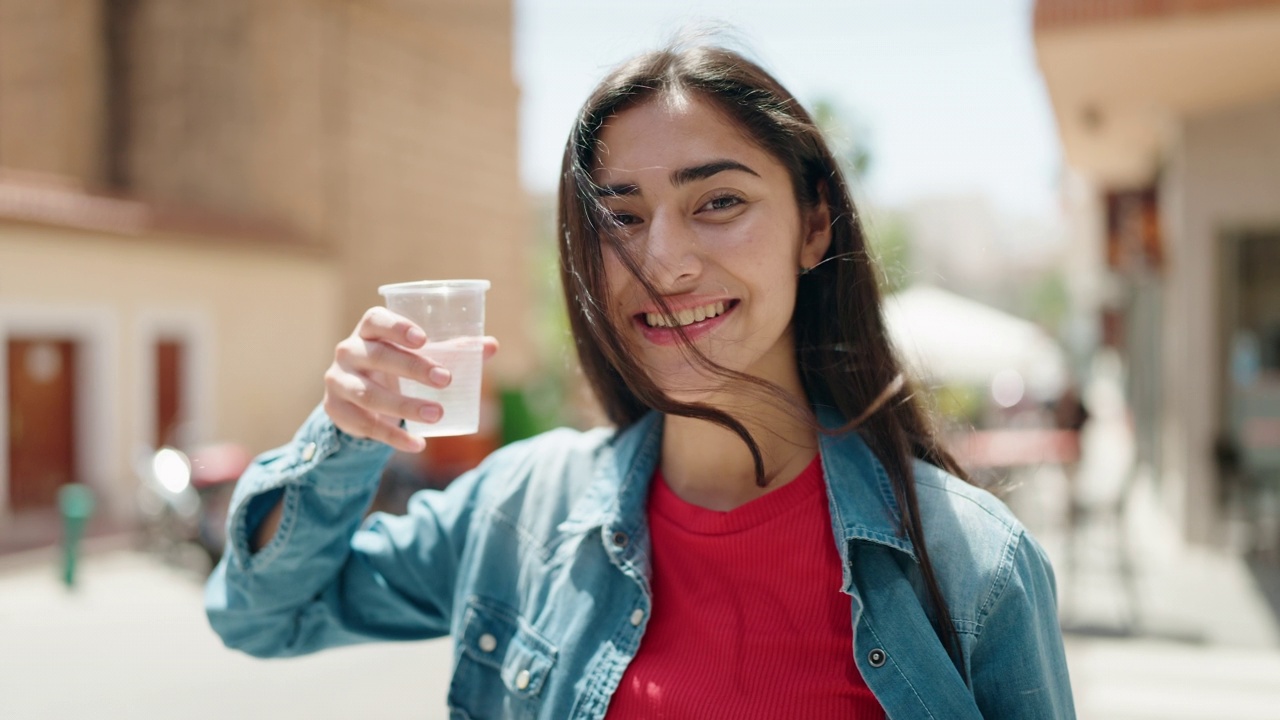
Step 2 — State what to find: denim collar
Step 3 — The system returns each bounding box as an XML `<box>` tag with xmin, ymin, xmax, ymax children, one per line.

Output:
<box><xmin>559</xmin><ymin>407</ymin><xmax>918</xmax><ymax>582</ymax></box>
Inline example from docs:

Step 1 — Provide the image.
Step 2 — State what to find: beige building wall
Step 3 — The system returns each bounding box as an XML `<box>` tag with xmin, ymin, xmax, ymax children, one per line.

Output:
<box><xmin>1160</xmin><ymin>96</ymin><xmax>1280</xmax><ymax>542</ymax></box>
<box><xmin>0</xmin><ymin>223</ymin><xmax>338</xmax><ymax>520</ymax></box>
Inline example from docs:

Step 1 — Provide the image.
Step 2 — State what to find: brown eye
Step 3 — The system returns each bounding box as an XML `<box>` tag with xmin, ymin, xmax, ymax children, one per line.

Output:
<box><xmin>702</xmin><ymin>194</ymin><xmax>744</xmax><ymax>212</ymax></box>
<box><xmin>611</xmin><ymin>212</ymin><xmax>642</xmax><ymax>226</ymax></box>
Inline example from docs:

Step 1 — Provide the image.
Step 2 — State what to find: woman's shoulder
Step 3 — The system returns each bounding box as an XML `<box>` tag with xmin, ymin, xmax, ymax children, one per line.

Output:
<box><xmin>908</xmin><ymin>460</ymin><xmax>1057</xmax><ymax>623</ymax></box>
<box><xmin>460</xmin><ymin>424</ymin><xmax>621</xmax><ymax>528</ymax></box>
<box><xmin>910</xmin><ymin>458</ymin><xmax>1025</xmax><ymax>543</ymax></box>
<box><xmin>471</xmin><ymin>425</ymin><xmax>615</xmax><ymax>488</ymax></box>
<box><xmin>485</xmin><ymin>424</ymin><xmax>616</xmax><ymax>461</ymax></box>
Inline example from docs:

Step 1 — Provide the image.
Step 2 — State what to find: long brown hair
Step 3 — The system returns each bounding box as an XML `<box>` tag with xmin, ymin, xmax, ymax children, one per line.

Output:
<box><xmin>557</xmin><ymin>43</ymin><xmax>970</xmax><ymax>662</ymax></box>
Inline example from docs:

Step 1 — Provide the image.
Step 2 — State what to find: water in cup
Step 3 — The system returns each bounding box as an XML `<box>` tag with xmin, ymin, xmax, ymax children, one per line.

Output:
<box><xmin>378</xmin><ymin>279</ymin><xmax>490</xmax><ymax>438</ymax></box>
<box><xmin>401</xmin><ymin>338</ymin><xmax>485</xmax><ymax>437</ymax></box>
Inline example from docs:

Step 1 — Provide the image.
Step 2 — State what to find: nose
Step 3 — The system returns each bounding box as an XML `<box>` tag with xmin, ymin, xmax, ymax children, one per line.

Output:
<box><xmin>645</xmin><ymin>210</ymin><xmax>702</xmax><ymax>289</ymax></box>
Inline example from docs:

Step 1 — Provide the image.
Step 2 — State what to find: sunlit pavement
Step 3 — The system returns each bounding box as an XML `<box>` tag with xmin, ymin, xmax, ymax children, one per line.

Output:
<box><xmin>1008</xmin><ymin>458</ymin><xmax>1280</xmax><ymax>720</ymax></box>
<box><xmin>1065</xmin><ymin>635</ymin><xmax>1280</xmax><ymax>720</ymax></box>
<box><xmin>0</xmin><ymin>544</ymin><xmax>454</xmax><ymax>719</ymax></box>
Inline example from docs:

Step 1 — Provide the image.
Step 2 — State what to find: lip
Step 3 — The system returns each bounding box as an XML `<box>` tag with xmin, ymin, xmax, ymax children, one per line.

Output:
<box><xmin>633</xmin><ymin>298</ymin><xmax>738</xmax><ymax>346</ymax></box>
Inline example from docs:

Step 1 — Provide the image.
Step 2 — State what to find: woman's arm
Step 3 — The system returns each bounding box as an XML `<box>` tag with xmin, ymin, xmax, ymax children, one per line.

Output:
<box><xmin>969</xmin><ymin>530</ymin><xmax>1076</xmax><ymax>718</ymax></box>
<box><xmin>203</xmin><ymin>405</ymin><xmax>482</xmax><ymax>658</ymax></box>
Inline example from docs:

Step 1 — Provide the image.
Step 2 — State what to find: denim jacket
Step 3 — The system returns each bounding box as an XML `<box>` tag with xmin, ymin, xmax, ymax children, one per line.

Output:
<box><xmin>205</xmin><ymin>405</ymin><xmax>1074</xmax><ymax>719</ymax></box>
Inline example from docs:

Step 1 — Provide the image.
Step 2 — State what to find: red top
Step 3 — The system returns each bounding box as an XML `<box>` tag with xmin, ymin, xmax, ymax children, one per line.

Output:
<box><xmin>606</xmin><ymin>456</ymin><xmax>886</xmax><ymax>719</ymax></box>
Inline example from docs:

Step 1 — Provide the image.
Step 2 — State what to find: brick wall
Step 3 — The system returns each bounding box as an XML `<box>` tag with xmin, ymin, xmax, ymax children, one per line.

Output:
<box><xmin>121</xmin><ymin>0</ymin><xmax>533</xmax><ymax>377</ymax></box>
<box><xmin>0</xmin><ymin>0</ymin><xmax>105</xmax><ymax>182</ymax></box>
<box><xmin>0</xmin><ymin>0</ymin><xmax>534</xmax><ymax>380</ymax></box>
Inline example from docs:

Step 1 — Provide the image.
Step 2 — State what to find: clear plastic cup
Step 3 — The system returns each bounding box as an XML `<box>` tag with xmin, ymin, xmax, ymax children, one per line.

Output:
<box><xmin>378</xmin><ymin>279</ymin><xmax>490</xmax><ymax>437</ymax></box>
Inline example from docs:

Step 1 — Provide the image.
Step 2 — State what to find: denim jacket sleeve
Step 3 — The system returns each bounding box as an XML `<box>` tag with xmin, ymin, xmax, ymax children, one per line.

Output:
<box><xmin>204</xmin><ymin>404</ymin><xmax>482</xmax><ymax>658</ymax></box>
<box><xmin>970</xmin><ymin>529</ymin><xmax>1075</xmax><ymax>718</ymax></box>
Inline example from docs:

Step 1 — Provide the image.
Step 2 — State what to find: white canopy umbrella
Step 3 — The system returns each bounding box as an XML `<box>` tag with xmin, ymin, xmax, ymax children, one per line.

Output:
<box><xmin>883</xmin><ymin>284</ymin><xmax>1068</xmax><ymax>404</ymax></box>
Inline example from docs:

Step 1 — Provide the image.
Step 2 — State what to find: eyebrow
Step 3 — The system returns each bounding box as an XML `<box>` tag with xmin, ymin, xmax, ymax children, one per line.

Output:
<box><xmin>595</xmin><ymin>159</ymin><xmax>760</xmax><ymax>197</ymax></box>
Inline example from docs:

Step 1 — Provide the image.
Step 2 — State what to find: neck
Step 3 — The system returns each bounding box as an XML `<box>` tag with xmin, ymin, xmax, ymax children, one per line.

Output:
<box><xmin>660</xmin><ymin>394</ymin><xmax>818</xmax><ymax>512</ymax></box>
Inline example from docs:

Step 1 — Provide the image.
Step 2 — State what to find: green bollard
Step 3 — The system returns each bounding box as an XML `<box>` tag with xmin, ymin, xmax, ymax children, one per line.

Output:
<box><xmin>57</xmin><ymin>483</ymin><xmax>95</xmax><ymax>589</ymax></box>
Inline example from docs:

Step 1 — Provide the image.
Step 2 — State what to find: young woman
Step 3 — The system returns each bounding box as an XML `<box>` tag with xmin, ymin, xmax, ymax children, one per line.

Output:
<box><xmin>206</xmin><ymin>42</ymin><xmax>1075</xmax><ymax>719</ymax></box>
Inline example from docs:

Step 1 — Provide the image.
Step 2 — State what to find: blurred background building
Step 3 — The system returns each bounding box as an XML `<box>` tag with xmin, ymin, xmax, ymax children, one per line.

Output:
<box><xmin>0</xmin><ymin>0</ymin><xmax>535</xmax><ymax>547</ymax></box>
<box><xmin>1035</xmin><ymin>0</ymin><xmax>1280</xmax><ymax>547</ymax></box>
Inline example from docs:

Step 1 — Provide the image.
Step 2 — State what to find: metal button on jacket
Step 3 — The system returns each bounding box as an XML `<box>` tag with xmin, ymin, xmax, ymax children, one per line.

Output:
<box><xmin>515</xmin><ymin>669</ymin><xmax>531</xmax><ymax>690</ymax></box>
<box><xmin>301</xmin><ymin>442</ymin><xmax>317</xmax><ymax>462</ymax></box>
<box><xmin>612</xmin><ymin>531</ymin><xmax>628</xmax><ymax>548</ymax></box>
<box><xmin>478</xmin><ymin>633</ymin><xmax>497</xmax><ymax>653</ymax></box>
<box><xmin>630</xmin><ymin>608</ymin><xmax>644</xmax><ymax>626</ymax></box>
<box><xmin>868</xmin><ymin>648</ymin><xmax>887</xmax><ymax>668</ymax></box>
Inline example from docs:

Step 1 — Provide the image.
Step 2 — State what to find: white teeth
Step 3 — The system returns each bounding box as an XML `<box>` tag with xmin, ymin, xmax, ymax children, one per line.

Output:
<box><xmin>644</xmin><ymin>301</ymin><xmax>729</xmax><ymax>328</ymax></box>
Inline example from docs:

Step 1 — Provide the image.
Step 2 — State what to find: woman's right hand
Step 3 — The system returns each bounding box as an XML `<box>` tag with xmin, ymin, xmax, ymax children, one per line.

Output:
<box><xmin>322</xmin><ymin>307</ymin><xmax>499</xmax><ymax>453</ymax></box>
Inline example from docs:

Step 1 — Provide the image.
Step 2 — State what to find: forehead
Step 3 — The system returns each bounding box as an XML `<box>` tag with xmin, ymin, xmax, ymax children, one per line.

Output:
<box><xmin>592</xmin><ymin>95</ymin><xmax>779</xmax><ymax>182</ymax></box>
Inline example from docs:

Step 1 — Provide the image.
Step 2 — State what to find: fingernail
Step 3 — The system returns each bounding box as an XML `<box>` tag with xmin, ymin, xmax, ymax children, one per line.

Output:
<box><xmin>428</xmin><ymin>366</ymin><xmax>451</xmax><ymax>387</ymax></box>
<box><xmin>406</xmin><ymin>326</ymin><xmax>426</xmax><ymax>345</ymax></box>
<box><xmin>419</xmin><ymin>404</ymin><xmax>442</xmax><ymax>422</ymax></box>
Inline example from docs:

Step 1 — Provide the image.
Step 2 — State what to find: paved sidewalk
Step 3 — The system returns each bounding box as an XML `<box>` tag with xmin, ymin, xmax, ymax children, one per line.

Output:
<box><xmin>1005</xmin><ymin>453</ymin><xmax>1280</xmax><ymax>720</ymax></box>
<box><xmin>1065</xmin><ymin>634</ymin><xmax>1280</xmax><ymax>720</ymax></box>
<box><xmin>0</xmin><ymin>547</ymin><xmax>455</xmax><ymax>719</ymax></box>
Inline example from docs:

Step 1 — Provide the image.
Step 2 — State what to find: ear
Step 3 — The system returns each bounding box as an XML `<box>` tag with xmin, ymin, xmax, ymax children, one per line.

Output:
<box><xmin>799</xmin><ymin>182</ymin><xmax>834</xmax><ymax>270</ymax></box>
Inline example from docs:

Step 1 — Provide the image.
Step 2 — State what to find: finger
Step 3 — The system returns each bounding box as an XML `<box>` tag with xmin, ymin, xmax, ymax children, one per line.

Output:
<box><xmin>361</xmin><ymin>339</ymin><xmax>452</xmax><ymax>388</ymax></box>
<box><xmin>356</xmin><ymin>307</ymin><xmax>426</xmax><ymax>348</ymax></box>
<box><xmin>335</xmin><ymin>337</ymin><xmax>449</xmax><ymax>389</ymax></box>
<box><xmin>481</xmin><ymin>336</ymin><xmax>500</xmax><ymax>361</ymax></box>
<box><xmin>332</xmin><ymin>405</ymin><xmax>425</xmax><ymax>453</ymax></box>
<box><xmin>326</xmin><ymin>367</ymin><xmax>445</xmax><ymax>425</ymax></box>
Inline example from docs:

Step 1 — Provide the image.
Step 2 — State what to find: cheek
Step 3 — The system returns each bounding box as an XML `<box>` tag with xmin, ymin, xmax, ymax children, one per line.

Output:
<box><xmin>601</xmin><ymin>247</ymin><xmax>628</xmax><ymax>300</ymax></box>
<box><xmin>601</xmin><ymin>247</ymin><xmax>641</xmax><ymax>324</ymax></box>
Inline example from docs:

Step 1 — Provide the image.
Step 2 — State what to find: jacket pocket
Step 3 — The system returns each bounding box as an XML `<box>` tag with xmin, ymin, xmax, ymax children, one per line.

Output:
<box><xmin>447</xmin><ymin>596</ymin><xmax>559</xmax><ymax>720</ymax></box>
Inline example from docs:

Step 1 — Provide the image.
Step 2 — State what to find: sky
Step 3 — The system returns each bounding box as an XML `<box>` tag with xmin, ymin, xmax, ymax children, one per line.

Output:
<box><xmin>513</xmin><ymin>0</ymin><xmax>1063</xmax><ymax>219</ymax></box>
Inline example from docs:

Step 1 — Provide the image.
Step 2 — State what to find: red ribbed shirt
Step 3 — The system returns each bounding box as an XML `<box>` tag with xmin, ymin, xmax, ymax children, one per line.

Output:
<box><xmin>606</xmin><ymin>456</ymin><xmax>885</xmax><ymax>719</ymax></box>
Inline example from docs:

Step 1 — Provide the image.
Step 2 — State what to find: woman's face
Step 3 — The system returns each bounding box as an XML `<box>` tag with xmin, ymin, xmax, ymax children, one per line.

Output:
<box><xmin>593</xmin><ymin>94</ymin><xmax>831</xmax><ymax>402</ymax></box>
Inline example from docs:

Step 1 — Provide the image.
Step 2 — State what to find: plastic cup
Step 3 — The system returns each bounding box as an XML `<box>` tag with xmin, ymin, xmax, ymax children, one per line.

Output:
<box><xmin>378</xmin><ymin>279</ymin><xmax>490</xmax><ymax>437</ymax></box>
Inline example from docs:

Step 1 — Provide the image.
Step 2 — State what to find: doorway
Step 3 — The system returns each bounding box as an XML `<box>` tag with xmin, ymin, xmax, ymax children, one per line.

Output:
<box><xmin>6</xmin><ymin>339</ymin><xmax>78</xmax><ymax>511</ymax></box>
<box><xmin>155</xmin><ymin>339</ymin><xmax>186</xmax><ymax>449</ymax></box>
<box><xmin>1219</xmin><ymin>230</ymin><xmax>1280</xmax><ymax>552</ymax></box>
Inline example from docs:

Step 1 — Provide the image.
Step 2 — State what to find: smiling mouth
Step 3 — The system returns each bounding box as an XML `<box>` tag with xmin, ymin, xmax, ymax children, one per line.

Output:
<box><xmin>641</xmin><ymin>300</ymin><xmax>734</xmax><ymax>329</ymax></box>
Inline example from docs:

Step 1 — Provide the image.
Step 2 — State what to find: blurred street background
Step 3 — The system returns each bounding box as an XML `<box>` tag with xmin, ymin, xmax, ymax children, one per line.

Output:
<box><xmin>2</xmin><ymin>0</ymin><xmax>1280</xmax><ymax>717</ymax></box>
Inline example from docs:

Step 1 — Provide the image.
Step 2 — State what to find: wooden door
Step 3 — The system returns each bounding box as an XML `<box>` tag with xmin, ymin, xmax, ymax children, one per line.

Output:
<box><xmin>155</xmin><ymin>340</ymin><xmax>184</xmax><ymax>448</ymax></box>
<box><xmin>7</xmin><ymin>339</ymin><xmax>77</xmax><ymax>510</ymax></box>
